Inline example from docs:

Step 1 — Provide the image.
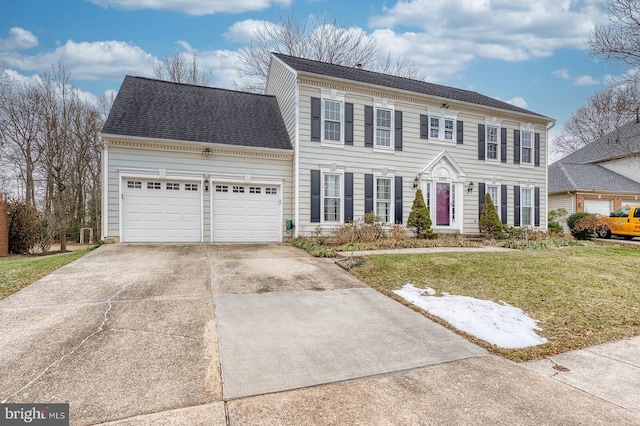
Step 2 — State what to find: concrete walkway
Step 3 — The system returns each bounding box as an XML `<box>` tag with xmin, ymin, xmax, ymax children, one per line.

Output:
<box><xmin>0</xmin><ymin>244</ymin><xmax>638</xmax><ymax>425</ymax></box>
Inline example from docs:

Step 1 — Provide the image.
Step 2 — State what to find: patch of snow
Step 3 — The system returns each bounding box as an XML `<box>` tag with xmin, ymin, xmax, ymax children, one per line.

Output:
<box><xmin>394</xmin><ymin>284</ymin><xmax>548</xmax><ymax>349</ymax></box>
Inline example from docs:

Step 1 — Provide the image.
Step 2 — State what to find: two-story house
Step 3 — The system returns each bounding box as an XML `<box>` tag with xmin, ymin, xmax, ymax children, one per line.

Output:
<box><xmin>100</xmin><ymin>53</ymin><xmax>554</xmax><ymax>243</ymax></box>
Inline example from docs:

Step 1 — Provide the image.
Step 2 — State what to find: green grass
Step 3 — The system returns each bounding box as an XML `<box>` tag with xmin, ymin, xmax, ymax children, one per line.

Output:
<box><xmin>0</xmin><ymin>249</ymin><xmax>92</xmax><ymax>300</ymax></box>
<box><xmin>350</xmin><ymin>246</ymin><xmax>640</xmax><ymax>362</ymax></box>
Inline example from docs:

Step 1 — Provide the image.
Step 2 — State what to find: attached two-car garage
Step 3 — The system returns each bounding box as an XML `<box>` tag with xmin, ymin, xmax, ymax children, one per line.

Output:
<box><xmin>121</xmin><ymin>179</ymin><xmax>281</xmax><ymax>243</ymax></box>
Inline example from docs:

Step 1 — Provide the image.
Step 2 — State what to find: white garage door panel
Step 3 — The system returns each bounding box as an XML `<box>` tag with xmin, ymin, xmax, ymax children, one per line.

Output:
<box><xmin>213</xmin><ymin>184</ymin><xmax>280</xmax><ymax>242</ymax></box>
<box><xmin>584</xmin><ymin>199</ymin><xmax>612</xmax><ymax>216</ymax></box>
<box><xmin>123</xmin><ymin>180</ymin><xmax>201</xmax><ymax>242</ymax></box>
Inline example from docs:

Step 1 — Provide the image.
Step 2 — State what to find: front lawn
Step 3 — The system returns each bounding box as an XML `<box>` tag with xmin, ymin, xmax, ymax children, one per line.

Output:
<box><xmin>0</xmin><ymin>249</ymin><xmax>92</xmax><ymax>300</ymax></box>
<box><xmin>350</xmin><ymin>246</ymin><xmax>640</xmax><ymax>361</ymax></box>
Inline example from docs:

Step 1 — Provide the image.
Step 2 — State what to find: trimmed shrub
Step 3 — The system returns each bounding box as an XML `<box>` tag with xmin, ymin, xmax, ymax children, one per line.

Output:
<box><xmin>478</xmin><ymin>193</ymin><xmax>503</xmax><ymax>237</ymax></box>
<box><xmin>407</xmin><ymin>189</ymin><xmax>433</xmax><ymax>239</ymax></box>
<box><xmin>572</xmin><ymin>214</ymin><xmax>612</xmax><ymax>240</ymax></box>
<box><xmin>567</xmin><ymin>212</ymin><xmax>592</xmax><ymax>240</ymax></box>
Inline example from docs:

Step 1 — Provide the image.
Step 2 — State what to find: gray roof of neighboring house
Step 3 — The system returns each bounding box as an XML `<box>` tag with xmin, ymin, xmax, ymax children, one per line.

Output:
<box><xmin>549</xmin><ymin>162</ymin><xmax>640</xmax><ymax>194</ymax></box>
<box><xmin>102</xmin><ymin>76</ymin><xmax>293</xmax><ymax>151</ymax></box>
<box><xmin>549</xmin><ymin>119</ymin><xmax>640</xmax><ymax>194</ymax></box>
<box><xmin>273</xmin><ymin>53</ymin><xmax>550</xmax><ymax>119</ymax></box>
<box><xmin>559</xmin><ymin>119</ymin><xmax>640</xmax><ymax>164</ymax></box>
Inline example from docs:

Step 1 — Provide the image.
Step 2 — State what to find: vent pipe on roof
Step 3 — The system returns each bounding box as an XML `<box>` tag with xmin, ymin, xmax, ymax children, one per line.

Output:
<box><xmin>356</xmin><ymin>63</ymin><xmax>362</xmax><ymax>69</ymax></box>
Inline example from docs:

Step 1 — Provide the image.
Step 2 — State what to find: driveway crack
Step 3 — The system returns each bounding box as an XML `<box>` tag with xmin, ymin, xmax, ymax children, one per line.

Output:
<box><xmin>1</xmin><ymin>279</ymin><xmax>133</xmax><ymax>403</ymax></box>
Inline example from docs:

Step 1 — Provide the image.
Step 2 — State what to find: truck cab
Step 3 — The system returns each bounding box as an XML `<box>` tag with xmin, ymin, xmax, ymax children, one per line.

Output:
<box><xmin>604</xmin><ymin>205</ymin><xmax>640</xmax><ymax>239</ymax></box>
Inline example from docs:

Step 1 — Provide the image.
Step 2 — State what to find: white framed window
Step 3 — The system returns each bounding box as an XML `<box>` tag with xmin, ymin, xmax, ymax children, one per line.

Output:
<box><xmin>232</xmin><ymin>185</ymin><xmax>245</xmax><ymax>193</ymax></box>
<box><xmin>521</xmin><ymin>187</ymin><xmax>533</xmax><ymax>227</ymax></box>
<box><xmin>166</xmin><ymin>182</ymin><xmax>180</xmax><ymax>190</ymax></box>
<box><xmin>321</xmin><ymin>92</ymin><xmax>345</xmax><ymax>144</ymax></box>
<box><xmin>249</xmin><ymin>186</ymin><xmax>261</xmax><ymax>194</ymax></box>
<box><xmin>215</xmin><ymin>185</ymin><xmax>228</xmax><ymax>192</ymax></box>
<box><xmin>322</xmin><ymin>172</ymin><xmax>343</xmax><ymax>223</ymax></box>
<box><xmin>127</xmin><ymin>180</ymin><xmax>141</xmax><ymax>189</ymax></box>
<box><xmin>265</xmin><ymin>187</ymin><xmax>278</xmax><ymax>195</ymax></box>
<box><xmin>486</xmin><ymin>125</ymin><xmax>499</xmax><ymax>161</ymax></box>
<box><xmin>375</xmin><ymin>108</ymin><xmax>393</xmax><ymax>149</ymax></box>
<box><xmin>184</xmin><ymin>183</ymin><xmax>198</xmax><ymax>192</ymax></box>
<box><xmin>521</xmin><ymin>131</ymin><xmax>533</xmax><ymax>165</ymax></box>
<box><xmin>487</xmin><ymin>185</ymin><xmax>500</xmax><ymax>215</ymax></box>
<box><xmin>147</xmin><ymin>181</ymin><xmax>161</xmax><ymax>190</ymax></box>
<box><xmin>428</xmin><ymin>111</ymin><xmax>457</xmax><ymax>143</ymax></box>
<box><xmin>375</xmin><ymin>177</ymin><xmax>393</xmax><ymax>223</ymax></box>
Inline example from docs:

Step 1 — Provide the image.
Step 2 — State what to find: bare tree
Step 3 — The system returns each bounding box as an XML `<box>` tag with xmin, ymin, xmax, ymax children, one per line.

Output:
<box><xmin>589</xmin><ymin>0</ymin><xmax>640</xmax><ymax>68</ymax></box>
<box><xmin>552</xmin><ymin>84</ymin><xmax>639</xmax><ymax>157</ymax></box>
<box><xmin>154</xmin><ymin>50</ymin><xmax>212</xmax><ymax>86</ymax></box>
<box><xmin>236</xmin><ymin>12</ymin><xmax>424</xmax><ymax>93</ymax></box>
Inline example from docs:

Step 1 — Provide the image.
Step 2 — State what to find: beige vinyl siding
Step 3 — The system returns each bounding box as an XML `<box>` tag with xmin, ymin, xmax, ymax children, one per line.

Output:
<box><xmin>295</xmin><ymin>84</ymin><xmax>549</xmax><ymax>235</ymax></box>
<box><xmin>600</xmin><ymin>157</ymin><xmax>640</xmax><ymax>183</ymax></box>
<box><xmin>266</xmin><ymin>58</ymin><xmax>298</xmax><ymax>148</ymax></box>
<box><xmin>548</xmin><ymin>193</ymin><xmax>574</xmax><ymax>233</ymax></box>
<box><xmin>106</xmin><ymin>144</ymin><xmax>292</xmax><ymax>241</ymax></box>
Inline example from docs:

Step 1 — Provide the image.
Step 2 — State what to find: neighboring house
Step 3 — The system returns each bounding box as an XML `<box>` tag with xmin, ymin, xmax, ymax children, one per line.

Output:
<box><xmin>549</xmin><ymin>119</ymin><xmax>640</xmax><ymax>229</ymax></box>
<box><xmin>101</xmin><ymin>54</ymin><xmax>554</xmax><ymax>243</ymax></box>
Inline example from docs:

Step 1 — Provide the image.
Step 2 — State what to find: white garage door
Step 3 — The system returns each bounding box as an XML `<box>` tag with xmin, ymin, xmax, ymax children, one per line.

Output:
<box><xmin>584</xmin><ymin>199</ymin><xmax>612</xmax><ymax>216</ymax></box>
<box><xmin>123</xmin><ymin>179</ymin><xmax>201</xmax><ymax>242</ymax></box>
<box><xmin>212</xmin><ymin>184</ymin><xmax>280</xmax><ymax>242</ymax></box>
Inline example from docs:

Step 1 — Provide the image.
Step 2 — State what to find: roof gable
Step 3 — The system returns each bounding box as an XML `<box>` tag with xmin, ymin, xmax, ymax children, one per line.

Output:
<box><xmin>559</xmin><ymin>119</ymin><xmax>640</xmax><ymax>165</ymax></box>
<box><xmin>273</xmin><ymin>53</ymin><xmax>549</xmax><ymax>119</ymax></box>
<box><xmin>102</xmin><ymin>76</ymin><xmax>292</xmax><ymax>151</ymax></box>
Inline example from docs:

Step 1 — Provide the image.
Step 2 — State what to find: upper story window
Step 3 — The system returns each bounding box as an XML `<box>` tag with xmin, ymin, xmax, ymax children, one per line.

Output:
<box><xmin>324</xmin><ymin>100</ymin><xmax>342</xmax><ymax>142</ymax></box>
<box><xmin>425</xmin><ymin>110</ymin><xmax>458</xmax><ymax>144</ymax></box>
<box><xmin>521</xmin><ymin>131</ymin><xmax>533</xmax><ymax>165</ymax></box>
<box><xmin>486</xmin><ymin>125</ymin><xmax>499</xmax><ymax>161</ymax></box>
<box><xmin>376</xmin><ymin>108</ymin><xmax>392</xmax><ymax>149</ymax></box>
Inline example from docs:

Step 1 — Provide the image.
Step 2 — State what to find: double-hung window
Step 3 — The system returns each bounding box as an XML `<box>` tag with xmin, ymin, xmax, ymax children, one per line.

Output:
<box><xmin>487</xmin><ymin>185</ymin><xmax>500</xmax><ymax>214</ymax></box>
<box><xmin>323</xmin><ymin>173</ymin><xmax>342</xmax><ymax>223</ymax></box>
<box><xmin>375</xmin><ymin>177</ymin><xmax>392</xmax><ymax>223</ymax></box>
<box><xmin>376</xmin><ymin>109</ymin><xmax>392</xmax><ymax>148</ymax></box>
<box><xmin>486</xmin><ymin>125</ymin><xmax>499</xmax><ymax>160</ymax></box>
<box><xmin>521</xmin><ymin>131</ymin><xmax>533</xmax><ymax>165</ymax></box>
<box><xmin>521</xmin><ymin>188</ymin><xmax>533</xmax><ymax>227</ymax></box>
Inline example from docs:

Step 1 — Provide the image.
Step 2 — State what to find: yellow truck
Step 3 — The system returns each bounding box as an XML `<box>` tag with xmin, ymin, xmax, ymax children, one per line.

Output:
<box><xmin>600</xmin><ymin>205</ymin><xmax>640</xmax><ymax>239</ymax></box>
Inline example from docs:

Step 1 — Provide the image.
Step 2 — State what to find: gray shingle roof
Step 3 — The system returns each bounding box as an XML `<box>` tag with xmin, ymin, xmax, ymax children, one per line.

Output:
<box><xmin>559</xmin><ymin>119</ymin><xmax>640</xmax><ymax>164</ymax></box>
<box><xmin>549</xmin><ymin>162</ymin><xmax>640</xmax><ymax>194</ymax></box>
<box><xmin>102</xmin><ymin>76</ymin><xmax>292</xmax><ymax>151</ymax></box>
<box><xmin>273</xmin><ymin>53</ymin><xmax>549</xmax><ymax>119</ymax></box>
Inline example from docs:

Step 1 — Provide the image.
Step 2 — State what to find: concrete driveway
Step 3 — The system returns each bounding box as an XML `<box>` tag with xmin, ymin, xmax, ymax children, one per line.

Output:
<box><xmin>1</xmin><ymin>244</ymin><xmax>639</xmax><ymax>425</ymax></box>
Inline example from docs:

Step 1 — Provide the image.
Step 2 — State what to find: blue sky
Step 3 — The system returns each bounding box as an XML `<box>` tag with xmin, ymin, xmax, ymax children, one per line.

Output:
<box><xmin>1</xmin><ymin>0</ymin><xmax>630</xmax><ymax>158</ymax></box>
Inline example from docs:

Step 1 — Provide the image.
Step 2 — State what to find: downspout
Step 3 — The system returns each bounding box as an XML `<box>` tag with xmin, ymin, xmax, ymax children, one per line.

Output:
<box><xmin>294</xmin><ymin>80</ymin><xmax>300</xmax><ymax>237</ymax></box>
<box><xmin>544</xmin><ymin>119</ymin><xmax>556</xmax><ymax>230</ymax></box>
<box><xmin>100</xmin><ymin>137</ymin><xmax>109</xmax><ymax>241</ymax></box>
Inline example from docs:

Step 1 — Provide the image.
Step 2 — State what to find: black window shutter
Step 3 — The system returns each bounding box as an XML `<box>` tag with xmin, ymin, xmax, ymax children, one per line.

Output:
<box><xmin>364</xmin><ymin>174</ymin><xmax>374</xmax><ymax>214</ymax></box>
<box><xmin>344</xmin><ymin>172</ymin><xmax>354</xmax><ymax>222</ymax></box>
<box><xmin>311</xmin><ymin>97</ymin><xmax>321</xmax><ymax>141</ymax></box>
<box><xmin>534</xmin><ymin>133</ymin><xmax>541</xmax><ymax>166</ymax></box>
<box><xmin>478</xmin><ymin>182</ymin><xmax>486</xmax><ymax>219</ymax></box>
<box><xmin>514</xmin><ymin>186</ymin><xmax>521</xmax><ymax>227</ymax></box>
<box><xmin>311</xmin><ymin>170</ymin><xmax>321</xmax><ymax>222</ymax></box>
<box><xmin>501</xmin><ymin>127</ymin><xmax>507</xmax><ymax>163</ymax></box>
<box><xmin>534</xmin><ymin>186</ymin><xmax>540</xmax><ymax>226</ymax></box>
<box><xmin>457</xmin><ymin>120</ymin><xmax>464</xmax><ymax>144</ymax></box>
<box><xmin>501</xmin><ymin>185</ymin><xmax>508</xmax><ymax>224</ymax></box>
<box><xmin>514</xmin><ymin>130</ymin><xmax>520</xmax><ymax>164</ymax></box>
<box><xmin>394</xmin><ymin>176</ymin><xmax>403</xmax><ymax>224</ymax></box>
<box><xmin>344</xmin><ymin>103</ymin><xmax>354</xmax><ymax>145</ymax></box>
<box><xmin>394</xmin><ymin>110</ymin><xmax>403</xmax><ymax>151</ymax></box>
<box><xmin>364</xmin><ymin>106</ymin><xmax>373</xmax><ymax>147</ymax></box>
<box><xmin>420</xmin><ymin>114</ymin><xmax>428</xmax><ymax>139</ymax></box>
<box><xmin>478</xmin><ymin>124</ymin><xmax>485</xmax><ymax>160</ymax></box>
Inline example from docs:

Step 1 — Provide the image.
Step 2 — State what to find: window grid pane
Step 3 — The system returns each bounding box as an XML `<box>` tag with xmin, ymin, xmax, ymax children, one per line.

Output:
<box><xmin>376</xmin><ymin>129</ymin><xmax>391</xmax><ymax>147</ymax></box>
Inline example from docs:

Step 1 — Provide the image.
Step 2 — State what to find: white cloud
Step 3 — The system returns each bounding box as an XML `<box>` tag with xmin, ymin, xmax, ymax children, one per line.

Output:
<box><xmin>505</xmin><ymin>96</ymin><xmax>528</xmax><ymax>109</ymax></box>
<box><xmin>1</xmin><ymin>39</ymin><xmax>157</xmax><ymax>80</ymax></box>
<box><xmin>369</xmin><ymin>0</ymin><xmax>604</xmax><ymax>69</ymax></box>
<box><xmin>88</xmin><ymin>0</ymin><xmax>291</xmax><ymax>15</ymax></box>
<box><xmin>574</xmin><ymin>74</ymin><xmax>600</xmax><ymax>86</ymax></box>
<box><xmin>0</xmin><ymin>27</ymin><xmax>38</xmax><ymax>51</ymax></box>
<box><xmin>552</xmin><ymin>68</ymin><xmax>572</xmax><ymax>80</ymax></box>
<box><xmin>224</xmin><ymin>19</ymin><xmax>274</xmax><ymax>43</ymax></box>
